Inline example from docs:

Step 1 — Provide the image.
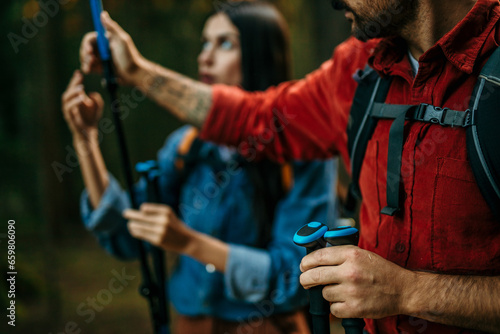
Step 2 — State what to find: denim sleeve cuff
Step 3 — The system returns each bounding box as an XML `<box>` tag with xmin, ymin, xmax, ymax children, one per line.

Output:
<box><xmin>80</xmin><ymin>173</ymin><xmax>130</xmax><ymax>235</ymax></box>
<box><xmin>224</xmin><ymin>244</ymin><xmax>272</xmax><ymax>303</ymax></box>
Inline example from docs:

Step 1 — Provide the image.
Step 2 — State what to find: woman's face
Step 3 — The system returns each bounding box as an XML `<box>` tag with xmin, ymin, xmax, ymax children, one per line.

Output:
<box><xmin>198</xmin><ymin>13</ymin><xmax>242</xmax><ymax>86</ymax></box>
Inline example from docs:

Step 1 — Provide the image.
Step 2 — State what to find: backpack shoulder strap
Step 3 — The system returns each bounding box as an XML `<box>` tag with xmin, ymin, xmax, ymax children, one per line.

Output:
<box><xmin>281</xmin><ymin>162</ymin><xmax>294</xmax><ymax>194</ymax></box>
<box><xmin>346</xmin><ymin>65</ymin><xmax>392</xmax><ymax>203</ymax></box>
<box><xmin>466</xmin><ymin>46</ymin><xmax>500</xmax><ymax>220</ymax></box>
<box><xmin>344</xmin><ymin>50</ymin><xmax>500</xmax><ymax>221</ymax></box>
<box><xmin>175</xmin><ymin>127</ymin><xmax>201</xmax><ymax>171</ymax></box>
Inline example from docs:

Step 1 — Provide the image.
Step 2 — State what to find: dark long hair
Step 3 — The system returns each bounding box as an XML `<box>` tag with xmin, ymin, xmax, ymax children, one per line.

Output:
<box><xmin>218</xmin><ymin>1</ymin><xmax>291</xmax><ymax>90</ymax></box>
<box><xmin>217</xmin><ymin>1</ymin><xmax>292</xmax><ymax>248</ymax></box>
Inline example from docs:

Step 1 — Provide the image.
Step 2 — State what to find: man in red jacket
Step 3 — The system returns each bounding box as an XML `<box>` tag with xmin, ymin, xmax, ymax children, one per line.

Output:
<box><xmin>77</xmin><ymin>0</ymin><xmax>500</xmax><ymax>332</ymax></box>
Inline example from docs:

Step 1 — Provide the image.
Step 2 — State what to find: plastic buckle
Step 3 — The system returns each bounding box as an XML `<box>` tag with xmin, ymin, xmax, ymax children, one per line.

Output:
<box><xmin>438</xmin><ymin>108</ymin><xmax>450</xmax><ymax>126</ymax></box>
<box><xmin>429</xmin><ymin>106</ymin><xmax>448</xmax><ymax>125</ymax></box>
<box><xmin>417</xmin><ymin>104</ymin><xmax>449</xmax><ymax>126</ymax></box>
<box><xmin>414</xmin><ymin>103</ymin><xmax>429</xmax><ymax>121</ymax></box>
<box><xmin>463</xmin><ymin>109</ymin><xmax>473</xmax><ymax>127</ymax></box>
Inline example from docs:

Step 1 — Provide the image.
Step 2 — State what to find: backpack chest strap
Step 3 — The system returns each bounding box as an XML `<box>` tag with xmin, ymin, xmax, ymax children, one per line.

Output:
<box><xmin>370</xmin><ymin>102</ymin><xmax>472</xmax><ymax>215</ymax></box>
<box><xmin>372</xmin><ymin>103</ymin><xmax>472</xmax><ymax>127</ymax></box>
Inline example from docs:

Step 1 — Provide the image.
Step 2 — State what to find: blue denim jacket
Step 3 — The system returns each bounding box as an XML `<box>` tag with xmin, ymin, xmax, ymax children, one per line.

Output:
<box><xmin>81</xmin><ymin>125</ymin><xmax>338</xmax><ymax>321</ymax></box>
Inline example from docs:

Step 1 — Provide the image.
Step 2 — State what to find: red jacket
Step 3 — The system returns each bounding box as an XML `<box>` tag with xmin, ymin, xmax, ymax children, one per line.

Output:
<box><xmin>200</xmin><ymin>0</ymin><xmax>500</xmax><ymax>332</ymax></box>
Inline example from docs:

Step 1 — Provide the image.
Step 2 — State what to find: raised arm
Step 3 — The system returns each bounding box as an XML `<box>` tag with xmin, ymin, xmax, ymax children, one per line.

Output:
<box><xmin>80</xmin><ymin>13</ymin><xmax>370</xmax><ymax>163</ymax></box>
<box><xmin>80</xmin><ymin>12</ymin><xmax>212</xmax><ymax>128</ymax></box>
<box><xmin>62</xmin><ymin>70</ymin><xmax>108</xmax><ymax>208</ymax></box>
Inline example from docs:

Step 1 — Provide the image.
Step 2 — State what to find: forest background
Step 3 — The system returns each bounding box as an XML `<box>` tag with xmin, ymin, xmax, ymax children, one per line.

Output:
<box><xmin>1</xmin><ymin>0</ymin><xmax>350</xmax><ymax>332</ymax></box>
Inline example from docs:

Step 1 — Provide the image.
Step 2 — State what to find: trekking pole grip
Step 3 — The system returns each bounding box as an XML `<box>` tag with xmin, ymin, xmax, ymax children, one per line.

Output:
<box><xmin>294</xmin><ymin>222</ymin><xmax>330</xmax><ymax>334</ymax></box>
<box><xmin>324</xmin><ymin>226</ymin><xmax>365</xmax><ymax>334</ymax></box>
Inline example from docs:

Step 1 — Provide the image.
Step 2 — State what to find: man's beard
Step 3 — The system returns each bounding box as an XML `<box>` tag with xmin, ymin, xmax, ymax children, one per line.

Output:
<box><xmin>332</xmin><ymin>0</ymin><xmax>418</xmax><ymax>42</ymax></box>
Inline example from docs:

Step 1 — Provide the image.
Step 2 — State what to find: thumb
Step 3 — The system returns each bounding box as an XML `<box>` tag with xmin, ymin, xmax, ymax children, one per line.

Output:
<box><xmin>101</xmin><ymin>11</ymin><xmax>124</xmax><ymax>35</ymax></box>
<box><xmin>140</xmin><ymin>203</ymin><xmax>170</xmax><ymax>215</ymax></box>
<box><xmin>88</xmin><ymin>92</ymin><xmax>104</xmax><ymax>111</ymax></box>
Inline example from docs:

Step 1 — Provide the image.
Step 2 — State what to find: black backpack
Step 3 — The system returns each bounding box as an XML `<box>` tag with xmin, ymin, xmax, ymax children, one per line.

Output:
<box><xmin>346</xmin><ymin>47</ymin><xmax>500</xmax><ymax>220</ymax></box>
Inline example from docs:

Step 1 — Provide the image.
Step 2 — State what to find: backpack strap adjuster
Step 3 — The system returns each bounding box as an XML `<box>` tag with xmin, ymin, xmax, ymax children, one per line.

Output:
<box><xmin>463</xmin><ymin>109</ymin><xmax>473</xmax><ymax>127</ymax></box>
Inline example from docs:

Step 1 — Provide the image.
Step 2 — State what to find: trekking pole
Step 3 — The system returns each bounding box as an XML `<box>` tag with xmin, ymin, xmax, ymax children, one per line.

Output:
<box><xmin>293</xmin><ymin>222</ymin><xmax>331</xmax><ymax>334</ymax></box>
<box><xmin>89</xmin><ymin>1</ymin><xmax>168</xmax><ymax>333</ymax></box>
<box><xmin>135</xmin><ymin>161</ymin><xmax>170</xmax><ymax>333</ymax></box>
<box><xmin>324</xmin><ymin>226</ymin><xmax>365</xmax><ymax>334</ymax></box>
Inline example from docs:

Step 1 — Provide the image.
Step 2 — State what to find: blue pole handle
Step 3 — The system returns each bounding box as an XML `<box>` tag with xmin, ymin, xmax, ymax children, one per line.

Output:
<box><xmin>294</xmin><ymin>222</ymin><xmax>330</xmax><ymax>334</ymax></box>
<box><xmin>89</xmin><ymin>0</ymin><xmax>111</xmax><ymax>61</ymax></box>
<box><xmin>323</xmin><ymin>226</ymin><xmax>359</xmax><ymax>246</ymax></box>
<box><xmin>293</xmin><ymin>222</ymin><xmax>328</xmax><ymax>251</ymax></box>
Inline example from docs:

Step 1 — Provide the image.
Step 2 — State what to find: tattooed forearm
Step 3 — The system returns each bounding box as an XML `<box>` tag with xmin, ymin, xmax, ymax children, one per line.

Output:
<box><xmin>147</xmin><ymin>75</ymin><xmax>168</xmax><ymax>94</ymax></box>
<box><xmin>147</xmin><ymin>75</ymin><xmax>187</xmax><ymax>99</ymax></box>
<box><xmin>133</xmin><ymin>61</ymin><xmax>212</xmax><ymax>127</ymax></box>
<box><xmin>189</xmin><ymin>89</ymin><xmax>213</xmax><ymax>126</ymax></box>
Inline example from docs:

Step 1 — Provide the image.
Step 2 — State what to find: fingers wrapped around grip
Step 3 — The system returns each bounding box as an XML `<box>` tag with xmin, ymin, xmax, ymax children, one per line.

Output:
<box><xmin>300</xmin><ymin>245</ymin><xmax>412</xmax><ymax>320</ymax></box>
<box><xmin>123</xmin><ymin>203</ymin><xmax>193</xmax><ymax>253</ymax></box>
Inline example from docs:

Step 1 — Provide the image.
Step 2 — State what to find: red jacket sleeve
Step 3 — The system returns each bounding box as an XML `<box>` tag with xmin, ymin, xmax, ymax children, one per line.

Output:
<box><xmin>199</xmin><ymin>37</ymin><xmax>374</xmax><ymax>165</ymax></box>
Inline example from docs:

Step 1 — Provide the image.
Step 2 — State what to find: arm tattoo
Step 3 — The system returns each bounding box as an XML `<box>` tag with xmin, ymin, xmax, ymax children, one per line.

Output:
<box><xmin>145</xmin><ymin>73</ymin><xmax>211</xmax><ymax>128</ymax></box>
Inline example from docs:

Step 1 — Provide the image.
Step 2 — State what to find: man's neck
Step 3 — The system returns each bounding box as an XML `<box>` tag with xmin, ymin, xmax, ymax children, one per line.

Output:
<box><xmin>402</xmin><ymin>0</ymin><xmax>477</xmax><ymax>59</ymax></box>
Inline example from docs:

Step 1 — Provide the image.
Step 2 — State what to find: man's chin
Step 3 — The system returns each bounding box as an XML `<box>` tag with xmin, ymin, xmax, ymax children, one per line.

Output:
<box><xmin>351</xmin><ymin>25</ymin><xmax>370</xmax><ymax>42</ymax></box>
<box><xmin>351</xmin><ymin>24</ymin><xmax>394</xmax><ymax>42</ymax></box>
<box><xmin>353</xmin><ymin>30</ymin><xmax>370</xmax><ymax>42</ymax></box>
